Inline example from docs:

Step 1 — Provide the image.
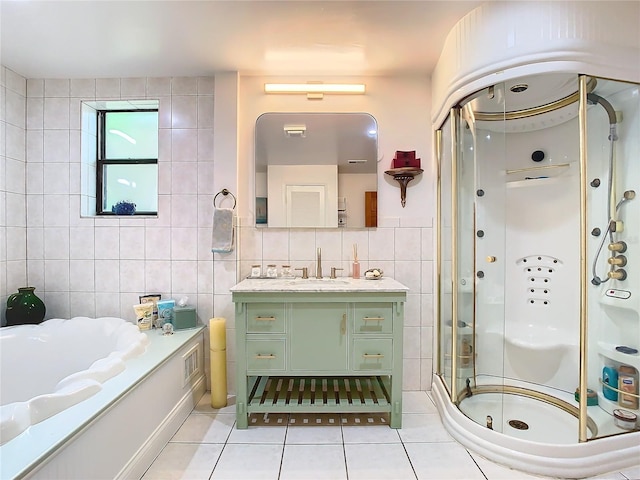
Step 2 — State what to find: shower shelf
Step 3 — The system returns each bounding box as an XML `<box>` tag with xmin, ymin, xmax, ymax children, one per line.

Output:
<box><xmin>506</xmin><ymin>162</ymin><xmax>572</xmax><ymax>185</ymax></box>
<box><xmin>597</xmin><ymin>341</ymin><xmax>640</xmax><ymax>370</ymax></box>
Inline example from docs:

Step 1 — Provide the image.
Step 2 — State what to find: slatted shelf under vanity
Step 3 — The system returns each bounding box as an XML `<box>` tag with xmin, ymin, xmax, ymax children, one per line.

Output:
<box><xmin>246</xmin><ymin>375</ymin><xmax>392</xmax><ymax>413</ymax></box>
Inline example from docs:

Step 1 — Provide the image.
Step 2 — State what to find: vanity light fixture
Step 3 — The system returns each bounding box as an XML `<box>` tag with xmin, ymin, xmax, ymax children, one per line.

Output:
<box><xmin>264</xmin><ymin>83</ymin><xmax>366</xmax><ymax>100</ymax></box>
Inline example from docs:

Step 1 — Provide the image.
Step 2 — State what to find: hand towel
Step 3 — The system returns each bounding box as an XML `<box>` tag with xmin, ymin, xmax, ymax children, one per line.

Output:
<box><xmin>211</xmin><ymin>207</ymin><xmax>234</xmax><ymax>253</ymax></box>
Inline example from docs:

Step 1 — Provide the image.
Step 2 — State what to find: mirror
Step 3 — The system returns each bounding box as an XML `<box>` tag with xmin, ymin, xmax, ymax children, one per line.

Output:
<box><xmin>255</xmin><ymin>112</ymin><xmax>378</xmax><ymax>228</ymax></box>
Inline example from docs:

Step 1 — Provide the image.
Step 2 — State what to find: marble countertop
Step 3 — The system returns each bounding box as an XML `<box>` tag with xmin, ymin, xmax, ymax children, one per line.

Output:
<box><xmin>230</xmin><ymin>276</ymin><xmax>409</xmax><ymax>293</ymax></box>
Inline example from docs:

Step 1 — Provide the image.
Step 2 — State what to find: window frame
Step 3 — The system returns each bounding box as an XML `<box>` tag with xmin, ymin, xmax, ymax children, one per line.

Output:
<box><xmin>96</xmin><ymin>108</ymin><xmax>159</xmax><ymax>216</ymax></box>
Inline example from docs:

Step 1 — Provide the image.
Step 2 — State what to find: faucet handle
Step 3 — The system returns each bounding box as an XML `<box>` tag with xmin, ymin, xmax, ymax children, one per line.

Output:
<box><xmin>295</xmin><ymin>267</ymin><xmax>309</xmax><ymax>279</ymax></box>
<box><xmin>330</xmin><ymin>267</ymin><xmax>344</xmax><ymax>279</ymax></box>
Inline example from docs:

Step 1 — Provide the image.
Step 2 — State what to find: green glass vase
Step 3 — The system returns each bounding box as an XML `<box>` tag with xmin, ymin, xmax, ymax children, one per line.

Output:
<box><xmin>5</xmin><ymin>287</ymin><xmax>46</xmax><ymax>326</ymax></box>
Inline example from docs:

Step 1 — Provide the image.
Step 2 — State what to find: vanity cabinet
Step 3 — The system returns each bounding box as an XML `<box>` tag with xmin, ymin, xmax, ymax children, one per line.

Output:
<box><xmin>231</xmin><ymin>279</ymin><xmax>408</xmax><ymax>429</ymax></box>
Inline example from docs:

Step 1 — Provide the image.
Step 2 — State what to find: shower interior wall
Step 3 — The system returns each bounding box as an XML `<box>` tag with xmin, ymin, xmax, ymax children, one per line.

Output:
<box><xmin>587</xmin><ymin>79</ymin><xmax>640</xmax><ymax>417</ymax></box>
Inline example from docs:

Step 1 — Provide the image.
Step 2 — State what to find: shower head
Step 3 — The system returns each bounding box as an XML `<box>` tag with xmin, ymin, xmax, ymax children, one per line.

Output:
<box><xmin>587</xmin><ymin>93</ymin><xmax>618</xmax><ymax>125</ymax></box>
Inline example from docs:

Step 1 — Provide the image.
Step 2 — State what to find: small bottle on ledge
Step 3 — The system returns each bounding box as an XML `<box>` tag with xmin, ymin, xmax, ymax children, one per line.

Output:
<box><xmin>352</xmin><ymin>244</ymin><xmax>360</xmax><ymax>279</ymax></box>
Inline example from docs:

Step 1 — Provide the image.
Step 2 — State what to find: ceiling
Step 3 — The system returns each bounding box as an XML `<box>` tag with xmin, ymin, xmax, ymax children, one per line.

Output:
<box><xmin>0</xmin><ymin>1</ymin><xmax>482</xmax><ymax>79</ymax></box>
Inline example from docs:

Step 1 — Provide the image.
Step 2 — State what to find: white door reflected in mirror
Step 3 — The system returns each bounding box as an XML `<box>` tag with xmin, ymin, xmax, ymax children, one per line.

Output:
<box><xmin>286</xmin><ymin>186</ymin><xmax>326</xmax><ymax>228</ymax></box>
<box><xmin>267</xmin><ymin>164</ymin><xmax>337</xmax><ymax>228</ymax></box>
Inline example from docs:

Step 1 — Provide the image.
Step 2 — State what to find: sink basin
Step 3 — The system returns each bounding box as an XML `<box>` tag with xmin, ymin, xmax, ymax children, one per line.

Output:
<box><xmin>284</xmin><ymin>279</ymin><xmax>350</xmax><ymax>285</ymax></box>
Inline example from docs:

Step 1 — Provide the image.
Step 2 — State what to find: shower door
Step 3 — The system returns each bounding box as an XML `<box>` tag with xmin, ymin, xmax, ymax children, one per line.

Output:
<box><xmin>437</xmin><ymin>114</ymin><xmax>454</xmax><ymax>392</ymax></box>
<box><xmin>460</xmin><ymin>86</ymin><xmax>509</xmax><ymax>431</ymax></box>
<box><xmin>454</xmin><ymin>104</ymin><xmax>480</xmax><ymax>400</ymax></box>
<box><xmin>455</xmin><ymin>76</ymin><xmax>584</xmax><ymax>435</ymax></box>
<box><xmin>437</xmin><ymin>85</ymin><xmax>509</xmax><ymax>406</ymax></box>
<box><xmin>437</xmin><ymin>105</ymin><xmax>484</xmax><ymax>402</ymax></box>
<box><xmin>437</xmin><ymin>83</ymin><xmax>512</xmax><ymax>429</ymax></box>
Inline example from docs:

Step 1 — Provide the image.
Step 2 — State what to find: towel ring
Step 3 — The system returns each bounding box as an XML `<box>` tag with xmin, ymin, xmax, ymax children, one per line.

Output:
<box><xmin>214</xmin><ymin>189</ymin><xmax>236</xmax><ymax>209</ymax></box>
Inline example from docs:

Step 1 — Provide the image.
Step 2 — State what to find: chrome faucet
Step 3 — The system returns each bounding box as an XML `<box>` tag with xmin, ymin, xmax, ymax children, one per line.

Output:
<box><xmin>316</xmin><ymin>247</ymin><xmax>323</xmax><ymax>279</ymax></box>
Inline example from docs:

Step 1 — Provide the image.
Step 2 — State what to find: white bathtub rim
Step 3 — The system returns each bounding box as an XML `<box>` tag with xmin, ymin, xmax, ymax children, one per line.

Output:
<box><xmin>0</xmin><ymin>317</ymin><xmax>149</xmax><ymax>446</ymax></box>
<box><xmin>432</xmin><ymin>377</ymin><xmax>640</xmax><ymax>478</ymax></box>
<box><xmin>1</xmin><ymin>379</ymin><xmax>103</xmax><ymax>448</ymax></box>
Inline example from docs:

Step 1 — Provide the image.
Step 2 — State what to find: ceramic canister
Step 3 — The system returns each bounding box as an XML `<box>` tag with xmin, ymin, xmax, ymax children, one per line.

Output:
<box><xmin>5</xmin><ymin>287</ymin><xmax>46</xmax><ymax>326</ymax></box>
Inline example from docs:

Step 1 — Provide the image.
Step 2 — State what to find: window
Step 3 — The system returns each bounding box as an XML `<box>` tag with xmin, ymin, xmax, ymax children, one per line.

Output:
<box><xmin>97</xmin><ymin>109</ymin><xmax>159</xmax><ymax>215</ymax></box>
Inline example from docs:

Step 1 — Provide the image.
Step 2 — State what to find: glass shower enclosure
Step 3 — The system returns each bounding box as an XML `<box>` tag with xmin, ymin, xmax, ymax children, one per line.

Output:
<box><xmin>436</xmin><ymin>73</ymin><xmax>639</xmax><ymax>444</ymax></box>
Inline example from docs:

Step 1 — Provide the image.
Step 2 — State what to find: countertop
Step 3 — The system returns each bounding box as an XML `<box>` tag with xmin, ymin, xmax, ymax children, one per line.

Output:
<box><xmin>230</xmin><ymin>276</ymin><xmax>409</xmax><ymax>293</ymax></box>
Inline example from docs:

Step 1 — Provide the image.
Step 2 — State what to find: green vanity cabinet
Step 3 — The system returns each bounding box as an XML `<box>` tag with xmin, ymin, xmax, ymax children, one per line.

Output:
<box><xmin>231</xmin><ymin>278</ymin><xmax>408</xmax><ymax>429</ymax></box>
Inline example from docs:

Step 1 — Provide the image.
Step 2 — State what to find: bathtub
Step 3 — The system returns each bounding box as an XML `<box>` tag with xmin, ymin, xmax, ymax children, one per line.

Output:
<box><xmin>0</xmin><ymin>319</ymin><xmax>206</xmax><ymax>480</ymax></box>
<box><xmin>0</xmin><ymin>317</ymin><xmax>149</xmax><ymax>446</ymax></box>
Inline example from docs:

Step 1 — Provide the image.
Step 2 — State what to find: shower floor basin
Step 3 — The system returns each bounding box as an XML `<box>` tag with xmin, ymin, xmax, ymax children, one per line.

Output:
<box><xmin>459</xmin><ymin>392</ymin><xmax>594</xmax><ymax>443</ymax></box>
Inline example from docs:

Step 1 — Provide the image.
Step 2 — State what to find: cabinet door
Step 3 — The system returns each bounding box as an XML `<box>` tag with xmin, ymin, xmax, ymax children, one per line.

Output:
<box><xmin>290</xmin><ymin>303</ymin><xmax>348</xmax><ymax>372</ymax></box>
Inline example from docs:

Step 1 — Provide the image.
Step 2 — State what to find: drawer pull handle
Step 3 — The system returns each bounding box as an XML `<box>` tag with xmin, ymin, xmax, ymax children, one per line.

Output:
<box><xmin>341</xmin><ymin>314</ymin><xmax>346</xmax><ymax>335</ymax></box>
<box><xmin>255</xmin><ymin>354</ymin><xmax>276</xmax><ymax>359</ymax></box>
<box><xmin>362</xmin><ymin>316</ymin><xmax>385</xmax><ymax>321</ymax></box>
<box><xmin>255</xmin><ymin>316</ymin><xmax>277</xmax><ymax>321</ymax></box>
<box><xmin>363</xmin><ymin>353</ymin><xmax>385</xmax><ymax>359</ymax></box>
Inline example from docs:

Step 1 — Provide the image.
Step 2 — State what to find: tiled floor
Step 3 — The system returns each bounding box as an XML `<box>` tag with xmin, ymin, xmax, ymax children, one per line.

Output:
<box><xmin>141</xmin><ymin>391</ymin><xmax>640</xmax><ymax>480</ymax></box>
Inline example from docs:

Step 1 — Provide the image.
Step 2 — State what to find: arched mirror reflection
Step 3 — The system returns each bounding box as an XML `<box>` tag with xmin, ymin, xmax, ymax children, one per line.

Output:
<box><xmin>255</xmin><ymin>112</ymin><xmax>378</xmax><ymax>228</ymax></box>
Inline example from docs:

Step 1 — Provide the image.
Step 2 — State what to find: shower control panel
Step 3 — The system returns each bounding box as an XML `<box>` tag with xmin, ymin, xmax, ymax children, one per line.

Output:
<box><xmin>605</xmin><ymin>289</ymin><xmax>631</xmax><ymax>300</ymax></box>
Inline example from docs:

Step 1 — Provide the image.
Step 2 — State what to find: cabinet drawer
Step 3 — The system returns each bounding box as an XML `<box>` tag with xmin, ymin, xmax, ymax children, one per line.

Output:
<box><xmin>352</xmin><ymin>338</ymin><xmax>393</xmax><ymax>371</ymax></box>
<box><xmin>246</xmin><ymin>339</ymin><xmax>286</xmax><ymax>371</ymax></box>
<box><xmin>353</xmin><ymin>303</ymin><xmax>393</xmax><ymax>334</ymax></box>
<box><xmin>246</xmin><ymin>303</ymin><xmax>286</xmax><ymax>333</ymax></box>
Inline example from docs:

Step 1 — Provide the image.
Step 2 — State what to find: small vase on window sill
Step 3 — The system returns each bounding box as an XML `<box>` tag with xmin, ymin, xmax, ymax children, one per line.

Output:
<box><xmin>112</xmin><ymin>201</ymin><xmax>136</xmax><ymax>215</ymax></box>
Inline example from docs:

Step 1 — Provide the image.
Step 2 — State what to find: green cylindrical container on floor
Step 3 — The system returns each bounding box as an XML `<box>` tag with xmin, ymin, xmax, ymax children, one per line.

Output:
<box><xmin>5</xmin><ymin>287</ymin><xmax>46</xmax><ymax>326</ymax></box>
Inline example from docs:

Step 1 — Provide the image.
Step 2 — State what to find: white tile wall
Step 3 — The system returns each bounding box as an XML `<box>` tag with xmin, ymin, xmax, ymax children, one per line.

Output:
<box><xmin>10</xmin><ymin>75</ymin><xmax>218</xmax><ymax>329</ymax></box>
<box><xmin>2</xmin><ymin>69</ymin><xmax>436</xmax><ymax>392</ymax></box>
<box><xmin>1</xmin><ymin>68</ymin><xmax>28</xmax><ymax>325</ymax></box>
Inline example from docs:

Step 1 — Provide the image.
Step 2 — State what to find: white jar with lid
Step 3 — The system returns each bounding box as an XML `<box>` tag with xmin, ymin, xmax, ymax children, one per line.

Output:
<box><xmin>250</xmin><ymin>265</ymin><xmax>261</xmax><ymax>278</ymax></box>
<box><xmin>613</xmin><ymin>409</ymin><xmax>637</xmax><ymax>430</ymax></box>
<box><xmin>266</xmin><ymin>264</ymin><xmax>278</xmax><ymax>278</ymax></box>
<box><xmin>281</xmin><ymin>265</ymin><xmax>292</xmax><ymax>277</ymax></box>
